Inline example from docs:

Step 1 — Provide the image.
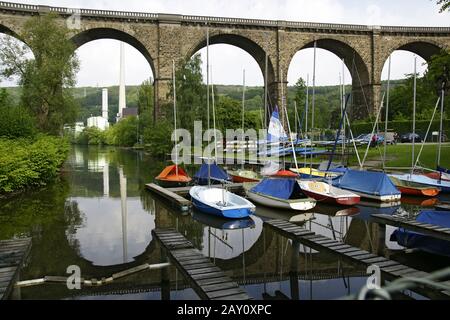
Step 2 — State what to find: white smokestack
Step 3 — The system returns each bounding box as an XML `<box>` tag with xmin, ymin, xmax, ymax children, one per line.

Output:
<box><xmin>118</xmin><ymin>42</ymin><xmax>126</xmax><ymax>120</ymax></box>
<box><xmin>102</xmin><ymin>88</ymin><xmax>108</xmax><ymax>119</ymax></box>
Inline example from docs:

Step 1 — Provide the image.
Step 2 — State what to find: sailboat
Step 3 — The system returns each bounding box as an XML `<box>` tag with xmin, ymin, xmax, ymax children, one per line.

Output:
<box><xmin>228</xmin><ymin>69</ymin><xmax>262</xmax><ymax>183</ymax></box>
<box><xmin>246</xmin><ymin>177</ymin><xmax>316</xmax><ymax>210</ymax></box>
<box><xmin>388</xmin><ymin>57</ymin><xmax>450</xmax><ymax>193</ymax></box>
<box><xmin>298</xmin><ymin>179</ymin><xmax>360</xmax><ymax>206</ymax></box>
<box><xmin>190</xmin><ymin>29</ymin><xmax>255</xmax><ymax>218</ymax></box>
<box><xmin>389</xmin><ymin>175</ymin><xmax>440</xmax><ymax>197</ymax></box>
<box><xmin>155</xmin><ymin>60</ymin><xmax>192</xmax><ymax>188</ymax></box>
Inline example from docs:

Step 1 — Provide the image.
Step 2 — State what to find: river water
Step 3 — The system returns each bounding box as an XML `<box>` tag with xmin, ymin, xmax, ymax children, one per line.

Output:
<box><xmin>0</xmin><ymin>146</ymin><xmax>449</xmax><ymax>300</ymax></box>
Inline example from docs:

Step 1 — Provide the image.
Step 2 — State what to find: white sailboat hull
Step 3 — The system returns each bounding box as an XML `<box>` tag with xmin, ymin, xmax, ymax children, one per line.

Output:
<box><xmin>246</xmin><ymin>190</ymin><xmax>316</xmax><ymax>211</ymax></box>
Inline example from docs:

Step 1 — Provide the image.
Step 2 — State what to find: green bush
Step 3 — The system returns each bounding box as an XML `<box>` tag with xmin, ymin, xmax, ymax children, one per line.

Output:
<box><xmin>0</xmin><ymin>135</ymin><xmax>69</xmax><ymax>194</ymax></box>
<box><xmin>0</xmin><ymin>89</ymin><xmax>36</xmax><ymax>138</ymax></box>
<box><xmin>75</xmin><ymin>126</ymin><xmax>107</xmax><ymax>145</ymax></box>
<box><xmin>112</xmin><ymin>116</ymin><xmax>139</xmax><ymax>147</ymax></box>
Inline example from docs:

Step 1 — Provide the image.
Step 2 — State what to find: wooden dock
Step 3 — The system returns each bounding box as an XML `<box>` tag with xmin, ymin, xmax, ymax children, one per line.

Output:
<box><xmin>0</xmin><ymin>238</ymin><xmax>32</xmax><ymax>300</ymax></box>
<box><xmin>371</xmin><ymin>213</ymin><xmax>450</xmax><ymax>242</ymax></box>
<box><xmin>152</xmin><ymin>228</ymin><xmax>251</xmax><ymax>300</ymax></box>
<box><xmin>145</xmin><ymin>183</ymin><xmax>192</xmax><ymax>211</ymax></box>
<box><xmin>264</xmin><ymin>219</ymin><xmax>450</xmax><ymax>299</ymax></box>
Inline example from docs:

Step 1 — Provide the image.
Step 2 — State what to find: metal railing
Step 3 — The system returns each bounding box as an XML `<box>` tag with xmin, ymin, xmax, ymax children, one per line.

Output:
<box><xmin>0</xmin><ymin>1</ymin><xmax>449</xmax><ymax>33</ymax></box>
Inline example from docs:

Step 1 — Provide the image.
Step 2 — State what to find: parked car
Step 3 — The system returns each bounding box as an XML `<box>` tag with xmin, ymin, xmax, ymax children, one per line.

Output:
<box><xmin>400</xmin><ymin>133</ymin><xmax>422</xmax><ymax>143</ymax></box>
<box><xmin>379</xmin><ymin>132</ymin><xmax>396</xmax><ymax>145</ymax></box>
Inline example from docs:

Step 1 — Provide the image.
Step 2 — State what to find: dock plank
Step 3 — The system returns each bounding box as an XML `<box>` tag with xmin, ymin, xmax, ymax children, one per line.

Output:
<box><xmin>152</xmin><ymin>229</ymin><xmax>251</xmax><ymax>300</ymax></box>
<box><xmin>0</xmin><ymin>238</ymin><xmax>31</xmax><ymax>300</ymax></box>
<box><xmin>371</xmin><ymin>214</ymin><xmax>450</xmax><ymax>242</ymax></box>
<box><xmin>264</xmin><ymin>219</ymin><xmax>450</xmax><ymax>300</ymax></box>
<box><xmin>145</xmin><ymin>183</ymin><xmax>191</xmax><ymax>211</ymax></box>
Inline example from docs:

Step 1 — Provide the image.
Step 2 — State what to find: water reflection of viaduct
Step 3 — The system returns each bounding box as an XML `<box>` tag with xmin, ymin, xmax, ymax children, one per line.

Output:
<box><xmin>1</xmin><ymin>1</ymin><xmax>449</xmax><ymax>120</ymax></box>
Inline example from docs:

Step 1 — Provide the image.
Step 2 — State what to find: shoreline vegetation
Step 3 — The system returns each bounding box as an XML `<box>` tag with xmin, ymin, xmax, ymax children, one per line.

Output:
<box><xmin>0</xmin><ymin>135</ymin><xmax>69</xmax><ymax>197</ymax></box>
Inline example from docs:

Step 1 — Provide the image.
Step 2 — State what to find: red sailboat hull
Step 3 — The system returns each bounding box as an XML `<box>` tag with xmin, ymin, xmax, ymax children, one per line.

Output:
<box><xmin>397</xmin><ymin>185</ymin><xmax>440</xmax><ymax>197</ymax></box>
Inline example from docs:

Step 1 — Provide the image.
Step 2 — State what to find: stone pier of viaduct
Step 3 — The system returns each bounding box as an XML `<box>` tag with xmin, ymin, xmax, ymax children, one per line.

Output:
<box><xmin>1</xmin><ymin>1</ymin><xmax>449</xmax><ymax>121</ymax></box>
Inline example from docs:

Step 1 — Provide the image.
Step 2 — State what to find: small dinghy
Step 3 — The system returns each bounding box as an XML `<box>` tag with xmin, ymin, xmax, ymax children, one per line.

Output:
<box><xmin>189</xmin><ymin>186</ymin><xmax>255</xmax><ymax>219</ymax></box>
<box><xmin>290</xmin><ymin>167</ymin><xmax>339</xmax><ymax>179</ymax></box>
<box><xmin>298</xmin><ymin>180</ymin><xmax>360</xmax><ymax>206</ymax></box>
<box><xmin>228</xmin><ymin>169</ymin><xmax>261</xmax><ymax>183</ymax></box>
<box><xmin>391</xmin><ymin>210</ymin><xmax>450</xmax><ymax>257</ymax></box>
<box><xmin>155</xmin><ymin>164</ymin><xmax>191</xmax><ymax>188</ymax></box>
<box><xmin>424</xmin><ymin>166</ymin><xmax>450</xmax><ymax>182</ymax></box>
<box><xmin>390</xmin><ymin>173</ymin><xmax>450</xmax><ymax>193</ymax></box>
<box><xmin>389</xmin><ymin>175</ymin><xmax>440</xmax><ymax>197</ymax></box>
<box><xmin>245</xmin><ymin>177</ymin><xmax>316</xmax><ymax>211</ymax></box>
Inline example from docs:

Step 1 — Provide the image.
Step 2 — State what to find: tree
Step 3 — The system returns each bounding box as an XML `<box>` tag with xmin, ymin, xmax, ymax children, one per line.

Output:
<box><xmin>169</xmin><ymin>54</ymin><xmax>206</xmax><ymax>133</ymax></box>
<box><xmin>436</xmin><ymin>0</ymin><xmax>450</xmax><ymax>12</ymax></box>
<box><xmin>0</xmin><ymin>13</ymin><xmax>79</xmax><ymax>135</ymax></box>
<box><xmin>137</xmin><ymin>78</ymin><xmax>154</xmax><ymax>142</ymax></box>
<box><xmin>112</xmin><ymin>116</ymin><xmax>139</xmax><ymax>147</ymax></box>
<box><xmin>424</xmin><ymin>50</ymin><xmax>450</xmax><ymax>96</ymax></box>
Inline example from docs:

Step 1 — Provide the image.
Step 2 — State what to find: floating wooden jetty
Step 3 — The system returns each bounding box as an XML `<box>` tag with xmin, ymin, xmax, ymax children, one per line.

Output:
<box><xmin>371</xmin><ymin>213</ymin><xmax>450</xmax><ymax>242</ymax></box>
<box><xmin>145</xmin><ymin>183</ymin><xmax>192</xmax><ymax>211</ymax></box>
<box><xmin>0</xmin><ymin>238</ymin><xmax>31</xmax><ymax>300</ymax></box>
<box><xmin>145</xmin><ymin>183</ymin><xmax>246</xmax><ymax>211</ymax></box>
<box><xmin>264</xmin><ymin>219</ymin><xmax>450</xmax><ymax>299</ymax></box>
<box><xmin>152</xmin><ymin>228</ymin><xmax>252</xmax><ymax>300</ymax></box>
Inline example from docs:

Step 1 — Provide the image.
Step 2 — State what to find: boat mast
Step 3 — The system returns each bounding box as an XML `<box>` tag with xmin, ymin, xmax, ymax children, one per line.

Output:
<box><xmin>311</xmin><ymin>41</ymin><xmax>317</xmax><ymax>140</ymax></box>
<box><xmin>310</xmin><ymin>41</ymin><xmax>317</xmax><ymax>176</ymax></box>
<box><xmin>411</xmin><ymin>56</ymin><xmax>417</xmax><ymax>175</ymax></box>
<box><xmin>172</xmin><ymin>60</ymin><xmax>178</xmax><ymax>177</ymax></box>
<box><xmin>264</xmin><ymin>54</ymin><xmax>268</xmax><ymax>129</ymax></box>
<box><xmin>383</xmin><ymin>55</ymin><xmax>391</xmax><ymax>170</ymax></box>
<box><xmin>281</xmin><ymin>69</ymin><xmax>299</xmax><ymax>171</ymax></box>
<box><xmin>241</xmin><ymin>69</ymin><xmax>246</xmax><ymax>170</ymax></box>
<box><xmin>437</xmin><ymin>80</ymin><xmax>445</xmax><ymax>167</ymax></box>
<box><xmin>342</xmin><ymin>58</ymin><xmax>346</xmax><ymax>160</ymax></box>
<box><xmin>211</xmin><ymin>66</ymin><xmax>217</xmax><ymax>160</ymax></box>
<box><xmin>305</xmin><ymin>74</ymin><xmax>309</xmax><ymax>167</ymax></box>
<box><xmin>206</xmin><ymin>27</ymin><xmax>211</xmax><ymax>187</ymax></box>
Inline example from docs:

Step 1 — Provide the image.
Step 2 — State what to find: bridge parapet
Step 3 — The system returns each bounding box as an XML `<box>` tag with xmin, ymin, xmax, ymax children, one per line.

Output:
<box><xmin>1</xmin><ymin>1</ymin><xmax>449</xmax><ymax>35</ymax></box>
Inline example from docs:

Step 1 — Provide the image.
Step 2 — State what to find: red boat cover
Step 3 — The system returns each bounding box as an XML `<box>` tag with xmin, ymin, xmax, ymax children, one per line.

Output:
<box><xmin>271</xmin><ymin>169</ymin><xmax>298</xmax><ymax>177</ymax></box>
<box><xmin>156</xmin><ymin>165</ymin><xmax>190</xmax><ymax>181</ymax></box>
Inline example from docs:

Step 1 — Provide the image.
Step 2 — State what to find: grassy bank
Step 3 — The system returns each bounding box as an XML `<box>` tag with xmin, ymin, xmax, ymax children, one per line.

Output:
<box><xmin>348</xmin><ymin>143</ymin><xmax>450</xmax><ymax>169</ymax></box>
<box><xmin>0</xmin><ymin>135</ymin><xmax>70</xmax><ymax>195</ymax></box>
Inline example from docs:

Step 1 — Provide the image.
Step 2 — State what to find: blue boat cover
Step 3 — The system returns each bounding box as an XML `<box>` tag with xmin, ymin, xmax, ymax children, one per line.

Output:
<box><xmin>332</xmin><ymin>169</ymin><xmax>400</xmax><ymax>196</ymax></box>
<box><xmin>194</xmin><ymin>163</ymin><xmax>230</xmax><ymax>185</ymax></box>
<box><xmin>390</xmin><ymin>210</ymin><xmax>450</xmax><ymax>257</ymax></box>
<box><xmin>250</xmin><ymin>177</ymin><xmax>301</xmax><ymax>199</ymax></box>
<box><xmin>437</xmin><ymin>166</ymin><xmax>450</xmax><ymax>174</ymax></box>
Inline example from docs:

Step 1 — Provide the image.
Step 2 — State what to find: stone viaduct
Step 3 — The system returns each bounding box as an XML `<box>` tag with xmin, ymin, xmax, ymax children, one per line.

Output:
<box><xmin>1</xmin><ymin>1</ymin><xmax>449</xmax><ymax>121</ymax></box>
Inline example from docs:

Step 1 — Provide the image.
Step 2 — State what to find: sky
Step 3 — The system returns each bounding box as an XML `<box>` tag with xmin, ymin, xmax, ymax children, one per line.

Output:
<box><xmin>0</xmin><ymin>0</ymin><xmax>448</xmax><ymax>87</ymax></box>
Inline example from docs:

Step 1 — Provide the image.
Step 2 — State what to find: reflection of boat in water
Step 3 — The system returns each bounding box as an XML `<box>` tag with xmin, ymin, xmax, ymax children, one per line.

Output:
<box><xmin>192</xmin><ymin>210</ymin><xmax>256</xmax><ymax>230</ymax></box>
<box><xmin>198</xmin><ymin>214</ymin><xmax>264</xmax><ymax>261</ymax></box>
<box><xmin>391</xmin><ymin>210</ymin><xmax>450</xmax><ymax>257</ymax></box>
<box><xmin>254</xmin><ymin>204</ymin><xmax>314</xmax><ymax>223</ymax></box>
<box><xmin>358</xmin><ymin>199</ymin><xmax>401</xmax><ymax>208</ymax></box>
<box><xmin>400</xmin><ymin>196</ymin><xmax>439</xmax><ymax>207</ymax></box>
<box><xmin>312</xmin><ymin>203</ymin><xmax>360</xmax><ymax>217</ymax></box>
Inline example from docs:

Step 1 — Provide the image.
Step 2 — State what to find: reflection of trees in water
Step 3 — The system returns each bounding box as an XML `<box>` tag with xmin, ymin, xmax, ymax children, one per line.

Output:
<box><xmin>64</xmin><ymin>199</ymin><xmax>85</xmax><ymax>259</ymax></box>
